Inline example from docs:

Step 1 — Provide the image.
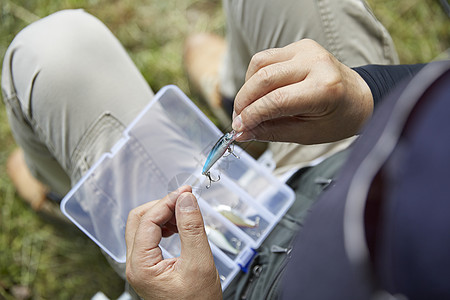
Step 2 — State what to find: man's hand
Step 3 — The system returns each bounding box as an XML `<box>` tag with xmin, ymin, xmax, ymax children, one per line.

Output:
<box><xmin>125</xmin><ymin>185</ymin><xmax>222</xmax><ymax>300</ymax></box>
<box><xmin>232</xmin><ymin>39</ymin><xmax>373</xmax><ymax>144</ymax></box>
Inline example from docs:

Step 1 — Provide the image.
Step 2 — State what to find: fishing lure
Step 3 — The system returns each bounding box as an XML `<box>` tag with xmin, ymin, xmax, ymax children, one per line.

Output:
<box><xmin>202</xmin><ymin>130</ymin><xmax>240</xmax><ymax>188</ymax></box>
<box><xmin>216</xmin><ymin>205</ymin><xmax>260</xmax><ymax>228</ymax></box>
<box><xmin>205</xmin><ymin>225</ymin><xmax>240</xmax><ymax>255</ymax></box>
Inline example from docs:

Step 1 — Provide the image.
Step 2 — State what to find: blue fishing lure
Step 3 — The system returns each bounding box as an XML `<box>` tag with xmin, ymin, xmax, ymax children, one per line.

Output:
<box><xmin>202</xmin><ymin>130</ymin><xmax>240</xmax><ymax>188</ymax></box>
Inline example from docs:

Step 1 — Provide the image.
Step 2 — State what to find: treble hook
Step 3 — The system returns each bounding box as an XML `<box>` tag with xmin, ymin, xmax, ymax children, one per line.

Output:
<box><xmin>205</xmin><ymin>171</ymin><xmax>220</xmax><ymax>189</ymax></box>
<box><xmin>223</xmin><ymin>144</ymin><xmax>240</xmax><ymax>159</ymax></box>
<box><xmin>229</xmin><ymin>144</ymin><xmax>240</xmax><ymax>159</ymax></box>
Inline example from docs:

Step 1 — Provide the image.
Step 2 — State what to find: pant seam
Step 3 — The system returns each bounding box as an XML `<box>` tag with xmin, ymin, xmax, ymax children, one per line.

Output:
<box><xmin>70</xmin><ymin>112</ymin><xmax>125</xmax><ymax>180</ymax></box>
<box><xmin>3</xmin><ymin>89</ymin><xmax>59</xmax><ymax>161</ymax></box>
<box><xmin>317</xmin><ymin>0</ymin><xmax>342</xmax><ymax>61</ymax></box>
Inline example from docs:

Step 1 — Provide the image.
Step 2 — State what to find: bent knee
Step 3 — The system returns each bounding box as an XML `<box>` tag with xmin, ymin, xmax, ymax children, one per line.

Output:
<box><xmin>6</xmin><ymin>9</ymin><xmax>115</xmax><ymax>81</ymax></box>
<box><xmin>3</xmin><ymin>9</ymin><xmax>123</xmax><ymax>104</ymax></box>
<box><xmin>11</xmin><ymin>9</ymin><xmax>109</xmax><ymax>55</ymax></box>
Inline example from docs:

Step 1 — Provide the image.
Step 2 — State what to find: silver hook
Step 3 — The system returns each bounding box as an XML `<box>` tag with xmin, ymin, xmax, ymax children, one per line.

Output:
<box><xmin>229</xmin><ymin>144</ymin><xmax>240</xmax><ymax>159</ymax></box>
<box><xmin>205</xmin><ymin>171</ymin><xmax>220</xmax><ymax>189</ymax></box>
<box><xmin>223</xmin><ymin>144</ymin><xmax>240</xmax><ymax>159</ymax></box>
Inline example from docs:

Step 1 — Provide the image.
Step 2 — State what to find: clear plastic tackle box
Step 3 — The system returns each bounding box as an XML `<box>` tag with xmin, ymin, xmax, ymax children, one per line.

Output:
<box><xmin>60</xmin><ymin>85</ymin><xmax>295</xmax><ymax>289</ymax></box>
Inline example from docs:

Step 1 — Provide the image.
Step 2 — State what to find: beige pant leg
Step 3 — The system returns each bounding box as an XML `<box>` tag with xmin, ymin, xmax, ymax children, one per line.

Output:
<box><xmin>220</xmin><ymin>0</ymin><xmax>399</xmax><ymax>175</ymax></box>
<box><xmin>2</xmin><ymin>10</ymin><xmax>158</xmax><ymax>288</ymax></box>
<box><xmin>2</xmin><ymin>10</ymin><xmax>154</xmax><ymax>196</ymax></box>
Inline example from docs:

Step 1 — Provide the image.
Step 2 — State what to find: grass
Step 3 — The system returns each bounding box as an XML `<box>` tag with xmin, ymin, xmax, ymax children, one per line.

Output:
<box><xmin>0</xmin><ymin>0</ymin><xmax>448</xmax><ymax>299</ymax></box>
<box><xmin>367</xmin><ymin>0</ymin><xmax>449</xmax><ymax>63</ymax></box>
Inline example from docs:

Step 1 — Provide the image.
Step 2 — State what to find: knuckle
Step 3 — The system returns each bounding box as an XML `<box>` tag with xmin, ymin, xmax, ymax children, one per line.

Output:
<box><xmin>250</xmin><ymin>50</ymin><xmax>270</xmax><ymax>68</ymax></box>
<box><xmin>270</xmin><ymin>88</ymin><xmax>284</xmax><ymax>104</ymax></box>
<box><xmin>181</xmin><ymin>219</ymin><xmax>205</xmax><ymax>236</ymax></box>
<box><xmin>127</xmin><ymin>207</ymin><xmax>141</xmax><ymax>221</ymax></box>
<box><xmin>294</xmin><ymin>38</ymin><xmax>315</xmax><ymax>50</ymax></box>
<box><xmin>243</xmin><ymin>102</ymin><xmax>264</xmax><ymax>126</ymax></box>
<box><xmin>250</xmin><ymin>48</ymin><xmax>279</xmax><ymax>69</ymax></box>
<box><xmin>255</xmin><ymin>67</ymin><xmax>273</xmax><ymax>87</ymax></box>
<box><xmin>315</xmin><ymin>51</ymin><xmax>333</xmax><ymax>64</ymax></box>
<box><xmin>267</xmin><ymin>89</ymin><xmax>285</xmax><ymax>117</ymax></box>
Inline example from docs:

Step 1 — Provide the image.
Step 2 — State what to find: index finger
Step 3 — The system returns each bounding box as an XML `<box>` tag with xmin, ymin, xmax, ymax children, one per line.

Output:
<box><xmin>235</xmin><ymin>48</ymin><xmax>294</xmax><ymax>118</ymax></box>
<box><xmin>236</xmin><ymin>81</ymin><xmax>308</xmax><ymax>134</ymax></box>
<box><xmin>245</xmin><ymin>46</ymin><xmax>297</xmax><ymax>81</ymax></box>
<box><xmin>234</xmin><ymin>59</ymin><xmax>308</xmax><ymax>118</ymax></box>
<box><xmin>125</xmin><ymin>185</ymin><xmax>192</xmax><ymax>262</ymax></box>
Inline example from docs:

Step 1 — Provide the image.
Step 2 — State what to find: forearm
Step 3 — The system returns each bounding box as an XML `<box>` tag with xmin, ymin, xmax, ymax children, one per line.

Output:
<box><xmin>353</xmin><ymin>64</ymin><xmax>427</xmax><ymax>107</ymax></box>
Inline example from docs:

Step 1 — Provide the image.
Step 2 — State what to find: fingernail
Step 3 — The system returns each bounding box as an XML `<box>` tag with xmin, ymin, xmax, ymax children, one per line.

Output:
<box><xmin>232</xmin><ymin>114</ymin><xmax>243</xmax><ymax>131</ymax></box>
<box><xmin>235</xmin><ymin>131</ymin><xmax>255</xmax><ymax>142</ymax></box>
<box><xmin>178</xmin><ymin>193</ymin><xmax>198</xmax><ymax>212</ymax></box>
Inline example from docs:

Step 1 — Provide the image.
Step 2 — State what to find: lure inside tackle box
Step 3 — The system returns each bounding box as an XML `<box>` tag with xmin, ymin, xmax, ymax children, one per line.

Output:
<box><xmin>60</xmin><ymin>85</ymin><xmax>295</xmax><ymax>290</ymax></box>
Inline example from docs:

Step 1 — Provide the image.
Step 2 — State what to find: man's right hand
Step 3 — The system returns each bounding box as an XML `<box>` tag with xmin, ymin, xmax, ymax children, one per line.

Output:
<box><xmin>232</xmin><ymin>39</ymin><xmax>373</xmax><ymax>145</ymax></box>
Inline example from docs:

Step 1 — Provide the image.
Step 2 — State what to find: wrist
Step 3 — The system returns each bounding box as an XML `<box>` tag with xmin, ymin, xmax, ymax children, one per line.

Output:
<box><xmin>350</xmin><ymin>68</ymin><xmax>374</xmax><ymax>130</ymax></box>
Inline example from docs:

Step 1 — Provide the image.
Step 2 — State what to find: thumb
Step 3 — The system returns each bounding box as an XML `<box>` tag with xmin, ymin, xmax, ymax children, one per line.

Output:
<box><xmin>175</xmin><ymin>192</ymin><xmax>213</xmax><ymax>265</ymax></box>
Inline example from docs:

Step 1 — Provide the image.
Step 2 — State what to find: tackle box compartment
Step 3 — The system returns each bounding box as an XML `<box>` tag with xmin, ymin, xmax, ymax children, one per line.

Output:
<box><xmin>60</xmin><ymin>85</ymin><xmax>295</xmax><ymax>290</ymax></box>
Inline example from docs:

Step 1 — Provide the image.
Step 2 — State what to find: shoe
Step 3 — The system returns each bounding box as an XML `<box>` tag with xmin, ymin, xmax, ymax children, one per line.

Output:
<box><xmin>7</xmin><ymin>148</ymin><xmax>49</xmax><ymax>210</ymax></box>
<box><xmin>6</xmin><ymin>148</ymin><xmax>67</xmax><ymax>223</ymax></box>
<box><xmin>183</xmin><ymin>33</ymin><xmax>232</xmax><ymax>128</ymax></box>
